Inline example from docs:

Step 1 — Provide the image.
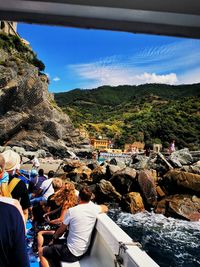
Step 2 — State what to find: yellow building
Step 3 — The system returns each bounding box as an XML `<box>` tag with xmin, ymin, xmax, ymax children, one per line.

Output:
<box><xmin>90</xmin><ymin>139</ymin><xmax>109</xmax><ymax>150</ymax></box>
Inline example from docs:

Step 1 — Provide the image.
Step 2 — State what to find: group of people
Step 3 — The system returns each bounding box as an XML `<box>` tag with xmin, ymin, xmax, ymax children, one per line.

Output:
<box><xmin>0</xmin><ymin>149</ymin><xmax>108</xmax><ymax>267</ymax></box>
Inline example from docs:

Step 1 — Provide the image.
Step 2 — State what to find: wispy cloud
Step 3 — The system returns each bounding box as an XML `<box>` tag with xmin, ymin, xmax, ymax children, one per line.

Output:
<box><xmin>67</xmin><ymin>39</ymin><xmax>200</xmax><ymax>88</ymax></box>
<box><xmin>69</xmin><ymin>62</ymin><xmax>177</xmax><ymax>88</ymax></box>
<box><xmin>53</xmin><ymin>76</ymin><xmax>60</xmax><ymax>82</ymax></box>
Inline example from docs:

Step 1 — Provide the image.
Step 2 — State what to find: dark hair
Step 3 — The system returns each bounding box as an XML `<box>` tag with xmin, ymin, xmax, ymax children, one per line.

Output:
<box><xmin>48</xmin><ymin>170</ymin><xmax>55</xmax><ymax>178</ymax></box>
<box><xmin>79</xmin><ymin>186</ymin><xmax>92</xmax><ymax>202</ymax></box>
<box><xmin>38</xmin><ymin>168</ymin><xmax>44</xmax><ymax>176</ymax></box>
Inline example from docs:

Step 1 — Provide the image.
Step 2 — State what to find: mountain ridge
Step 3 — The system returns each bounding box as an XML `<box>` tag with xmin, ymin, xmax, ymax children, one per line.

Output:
<box><xmin>54</xmin><ymin>83</ymin><xmax>200</xmax><ymax>150</ymax></box>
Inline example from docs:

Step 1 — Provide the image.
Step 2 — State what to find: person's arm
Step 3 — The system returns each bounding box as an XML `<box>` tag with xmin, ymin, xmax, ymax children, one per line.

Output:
<box><xmin>15</xmin><ymin>181</ymin><xmax>30</xmax><ymax>223</ymax></box>
<box><xmin>23</xmin><ymin>208</ymin><xmax>29</xmax><ymax>222</ymax></box>
<box><xmin>49</xmin><ymin>207</ymin><xmax>68</xmax><ymax>225</ymax></box>
<box><xmin>51</xmin><ymin>223</ymin><xmax>68</xmax><ymax>242</ymax></box>
<box><xmin>100</xmin><ymin>204</ymin><xmax>108</xmax><ymax>213</ymax></box>
<box><xmin>34</xmin><ymin>188</ymin><xmax>43</xmax><ymax>197</ymax></box>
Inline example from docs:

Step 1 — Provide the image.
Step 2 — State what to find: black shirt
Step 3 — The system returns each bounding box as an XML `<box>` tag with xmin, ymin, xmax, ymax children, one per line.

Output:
<box><xmin>9</xmin><ymin>176</ymin><xmax>31</xmax><ymax>210</ymax></box>
<box><xmin>0</xmin><ymin>201</ymin><xmax>30</xmax><ymax>267</ymax></box>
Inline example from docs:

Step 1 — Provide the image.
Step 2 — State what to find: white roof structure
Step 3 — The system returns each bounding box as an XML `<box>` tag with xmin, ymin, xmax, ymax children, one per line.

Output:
<box><xmin>0</xmin><ymin>0</ymin><xmax>199</xmax><ymax>38</ymax></box>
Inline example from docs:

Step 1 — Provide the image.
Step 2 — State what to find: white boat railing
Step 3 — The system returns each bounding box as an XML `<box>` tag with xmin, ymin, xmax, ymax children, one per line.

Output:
<box><xmin>62</xmin><ymin>214</ymin><xmax>159</xmax><ymax>267</ymax></box>
<box><xmin>93</xmin><ymin>214</ymin><xmax>159</xmax><ymax>267</ymax></box>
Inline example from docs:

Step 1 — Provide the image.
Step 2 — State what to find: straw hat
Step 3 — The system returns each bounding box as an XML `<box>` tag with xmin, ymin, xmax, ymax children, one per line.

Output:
<box><xmin>1</xmin><ymin>150</ymin><xmax>20</xmax><ymax>171</ymax></box>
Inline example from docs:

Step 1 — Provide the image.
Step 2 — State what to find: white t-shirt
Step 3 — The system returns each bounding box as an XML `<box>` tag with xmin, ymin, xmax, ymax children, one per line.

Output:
<box><xmin>63</xmin><ymin>201</ymin><xmax>101</xmax><ymax>256</ymax></box>
<box><xmin>40</xmin><ymin>178</ymin><xmax>54</xmax><ymax>200</ymax></box>
<box><xmin>32</xmin><ymin>157</ymin><xmax>40</xmax><ymax>167</ymax></box>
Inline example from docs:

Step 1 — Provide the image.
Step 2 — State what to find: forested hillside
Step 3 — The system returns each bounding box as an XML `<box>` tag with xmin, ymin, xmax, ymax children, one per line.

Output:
<box><xmin>55</xmin><ymin>84</ymin><xmax>200</xmax><ymax>150</ymax></box>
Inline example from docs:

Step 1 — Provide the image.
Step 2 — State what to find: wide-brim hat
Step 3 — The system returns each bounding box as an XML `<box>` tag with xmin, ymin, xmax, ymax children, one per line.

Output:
<box><xmin>1</xmin><ymin>150</ymin><xmax>20</xmax><ymax>171</ymax></box>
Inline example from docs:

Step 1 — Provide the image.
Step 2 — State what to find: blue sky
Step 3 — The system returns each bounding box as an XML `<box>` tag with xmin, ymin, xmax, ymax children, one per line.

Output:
<box><xmin>18</xmin><ymin>23</ymin><xmax>200</xmax><ymax>93</ymax></box>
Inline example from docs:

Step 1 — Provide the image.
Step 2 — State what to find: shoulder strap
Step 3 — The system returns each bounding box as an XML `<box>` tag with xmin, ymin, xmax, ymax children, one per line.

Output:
<box><xmin>40</xmin><ymin>180</ymin><xmax>52</xmax><ymax>196</ymax></box>
<box><xmin>8</xmin><ymin>177</ymin><xmax>21</xmax><ymax>194</ymax></box>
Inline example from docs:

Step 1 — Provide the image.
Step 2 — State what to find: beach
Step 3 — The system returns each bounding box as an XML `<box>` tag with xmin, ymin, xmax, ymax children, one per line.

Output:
<box><xmin>22</xmin><ymin>161</ymin><xmax>62</xmax><ymax>175</ymax></box>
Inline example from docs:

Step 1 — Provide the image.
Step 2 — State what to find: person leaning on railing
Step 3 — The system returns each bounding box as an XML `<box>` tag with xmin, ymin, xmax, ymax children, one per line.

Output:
<box><xmin>39</xmin><ymin>186</ymin><xmax>108</xmax><ymax>267</ymax></box>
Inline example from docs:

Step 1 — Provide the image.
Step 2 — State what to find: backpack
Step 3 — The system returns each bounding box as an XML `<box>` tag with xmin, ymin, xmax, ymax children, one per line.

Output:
<box><xmin>8</xmin><ymin>177</ymin><xmax>21</xmax><ymax>196</ymax></box>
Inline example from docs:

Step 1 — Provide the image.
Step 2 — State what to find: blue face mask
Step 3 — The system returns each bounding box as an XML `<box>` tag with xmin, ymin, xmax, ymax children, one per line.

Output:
<box><xmin>0</xmin><ymin>172</ymin><xmax>9</xmax><ymax>184</ymax></box>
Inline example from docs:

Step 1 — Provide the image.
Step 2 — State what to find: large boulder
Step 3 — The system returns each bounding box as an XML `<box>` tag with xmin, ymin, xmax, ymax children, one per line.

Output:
<box><xmin>163</xmin><ymin>170</ymin><xmax>200</xmax><ymax>193</ymax></box>
<box><xmin>138</xmin><ymin>170</ymin><xmax>157</xmax><ymax>207</ymax></box>
<box><xmin>155</xmin><ymin>194</ymin><xmax>200</xmax><ymax>221</ymax></box>
<box><xmin>110</xmin><ymin>167</ymin><xmax>137</xmax><ymax>195</ymax></box>
<box><xmin>0</xmin><ymin>49</ymin><xmax>90</xmax><ymax>156</ymax></box>
<box><xmin>169</xmin><ymin>148</ymin><xmax>194</xmax><ymax>167</ymax></box>
<box><xmin>95</xmin><ymin>179</ymin><xmax>122</xmax><ymax>203</ymax></box>
<box><xmin>121</xmin><ymin>192</ymin><xmax>145</xmax><ymax>214</ymax></box>
<box><xmin>90</xmin><ymin>165</ymin><xmax>107</xmax><ymax>183</ymax></box>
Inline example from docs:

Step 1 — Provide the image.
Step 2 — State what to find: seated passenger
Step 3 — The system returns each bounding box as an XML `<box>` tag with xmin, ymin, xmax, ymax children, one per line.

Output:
<box><xmin>30</xmin><ymin>170</ymin><xmax>55</xmax><ymax>206</ymax></box>
<box><xmin>31</xmin><ymin>178</ymin><xmax>63</xmax><ymax>226</ymax></box>
<box><xmin>37</xmin><ymin>182</ymin><xmax>77</xmax><ymax>252</ymax></box>
<box><xmin>29</xmin><ymin>168</ymin><xmax>47</xmax><ymax>196</ymax></box>
<box><xmin>39</xmin><ymin>186</ymin><xmax>108</xmax><ymax>267</ymax></box>
<box><xmin>1</xmin><ymin>150</ymin><xmax>30</xmax><ymax>222</ymax></box>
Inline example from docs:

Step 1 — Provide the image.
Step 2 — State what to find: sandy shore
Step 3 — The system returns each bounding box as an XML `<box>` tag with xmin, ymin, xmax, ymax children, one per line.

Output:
<box><xmin>22</xmin><ymin>163</ymin><xmax>61</xmax><ymax>175</ymax></box>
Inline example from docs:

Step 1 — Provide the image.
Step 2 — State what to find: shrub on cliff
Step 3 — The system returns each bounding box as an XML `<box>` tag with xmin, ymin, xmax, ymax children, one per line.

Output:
<box><xmin>0</xmin><ymin>33</ymin><xmax>45</xmax><ymax>71</ymax></box>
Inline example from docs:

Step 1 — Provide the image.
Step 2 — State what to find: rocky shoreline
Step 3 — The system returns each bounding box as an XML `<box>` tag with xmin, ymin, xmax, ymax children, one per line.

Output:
<box><xmin>54</xmin><ymin>148</ymin><xmax>200</xmax><ymax>222</ymax></box>
<box><xmin>1</xmin><ymin>145</ymin><xmax>200</xmax><ymax>221</ymax></box>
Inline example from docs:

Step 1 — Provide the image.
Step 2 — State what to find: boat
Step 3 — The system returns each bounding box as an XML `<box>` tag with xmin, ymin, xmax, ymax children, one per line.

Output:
<box><xmin>61</xmin><ymin>213</ymin><xmax>159</xmax><ymax>267</ymax></box>
<box><xmin>0</xmin><ymin>0</ymin><xmax>199</xmax><ymax>39</ymax></box>
<box><xmin>1</xmin><ymin>2</ymin><xmax>199</xmax><ymax>267</ymax></box>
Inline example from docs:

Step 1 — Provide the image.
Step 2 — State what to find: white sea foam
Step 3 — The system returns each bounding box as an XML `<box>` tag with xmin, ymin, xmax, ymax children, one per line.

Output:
<box><xmin>109</xmin><ymin>210</ymin><xmax>200</xmax><ymax>266</ymax></box>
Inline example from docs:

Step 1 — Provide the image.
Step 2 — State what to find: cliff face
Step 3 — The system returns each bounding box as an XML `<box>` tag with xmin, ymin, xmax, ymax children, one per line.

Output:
<box><xmin>0</xmin><ymin>44</ymin><xmax>89</xmax><ymax>156</ymax></box>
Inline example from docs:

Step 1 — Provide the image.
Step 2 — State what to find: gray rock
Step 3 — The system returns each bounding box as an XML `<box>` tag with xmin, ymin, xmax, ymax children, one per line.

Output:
<box><xmin>0</xmin><ymin>48</ymin><xmax>90</xmax><ymax>156</ymax></box>
<box><xmin>169</xmin><ymin>148</ymin><xmax>193</xmax><ymax>167</ymax></box>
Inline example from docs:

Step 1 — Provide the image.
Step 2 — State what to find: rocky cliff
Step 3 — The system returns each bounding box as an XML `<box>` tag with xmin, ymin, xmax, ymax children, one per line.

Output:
<box><xmin>0</xmin><ymin>34</ymin><xmax>90</xmax><ymax>156</ymax></box>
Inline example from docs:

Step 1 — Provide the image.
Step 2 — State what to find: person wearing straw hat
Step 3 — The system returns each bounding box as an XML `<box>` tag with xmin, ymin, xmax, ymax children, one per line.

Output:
<box><xmin>2</xmin><ymin>150</ymin><xmax>31</xmax><ymax>222</ymax></box>
<box><xmin>0</xmin><ymin>154</ymin><xmax>11</xmax><ymax>197</ymax></box>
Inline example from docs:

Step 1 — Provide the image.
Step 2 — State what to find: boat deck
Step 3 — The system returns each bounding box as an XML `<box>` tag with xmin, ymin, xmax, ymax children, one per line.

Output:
<box><xmin>28</xmin><ymin>214</ymin><xmax>159</xmax><ymax>267</ymax></box>
<box><xmin>61</xmin><ymin>256</ymin><xmax>100</xmax><ymax>267</ymax></box>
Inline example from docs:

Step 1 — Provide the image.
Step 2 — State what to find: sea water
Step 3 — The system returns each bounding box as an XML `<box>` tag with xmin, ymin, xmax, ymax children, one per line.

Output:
<box><xmin>109</xmin><ymin>210</ymin><xmax>200</xmax><ymax>267</ymax></box>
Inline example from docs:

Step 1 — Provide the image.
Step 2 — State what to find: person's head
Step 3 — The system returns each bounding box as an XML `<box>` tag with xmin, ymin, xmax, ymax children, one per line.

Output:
<box><xmin>52</xmin><ymin>181</ymin><xmax>77</xmax><ymax>208</ymax></box>
<box><xmin>52</xmin><ymin>178</ymin><xmax>63</xmax><ymax>191</ymax></box>
<box><xmin>48</xmin><ymin>170</ymin><xmax>55</xmax><ymax>178</ymax></box>
<box><xmin>1</xmin><ymin>150</ymin><xmax>20</xmax><ymax>175</ymax></box>
<box><xmin>64</xmin><ymin>181</ymin><xmax>75</xmax><ymax>192</ymax></box>
<box><xmin>38</xmin><ymin>168</ymin><xmax>44</xmax><ymax>176</ymax></box>
<box><xmin>79</xmin><ymin>186</ymin><xmax>92</xmax><ymax>203</ymax></box>
<box><xmin>30</xmin><ymin>169</ymin><xmax>38</xmax><ymax>178</ymax></box>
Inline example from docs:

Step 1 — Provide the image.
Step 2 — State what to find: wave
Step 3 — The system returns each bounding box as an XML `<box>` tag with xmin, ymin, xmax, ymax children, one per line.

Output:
<box><xmin>109</xmin><ymin>210</ymin><xmax>200</xmax><ymax>267</ymax></box>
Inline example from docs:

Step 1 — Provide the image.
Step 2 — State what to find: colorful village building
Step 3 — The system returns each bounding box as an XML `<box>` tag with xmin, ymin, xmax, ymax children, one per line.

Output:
<box><xmin>124</xmin><ymin>142</ymin><xmax>145</xmax><ymax>153</ymax></box>
<box><xmin>90</xmin><ymin>138</ymin><xmax>110</xmax><ymax>150</ymax></box>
